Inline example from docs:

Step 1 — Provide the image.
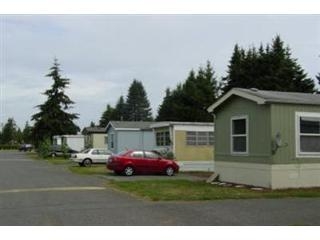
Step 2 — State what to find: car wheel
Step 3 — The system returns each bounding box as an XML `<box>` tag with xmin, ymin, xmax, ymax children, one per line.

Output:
<box><xmin>165</xmin><ymin>166</ymin><xmax>174</xmax><ymax>176</ymax></box>
<box><xmin>123</xmin><ymin>166</ymin><xmax>134</xmax><ymax>176</ymax></box>
<box><xmin>82</xmin><ymin>159</ymin><xmax>92</xmax><ymax>167</ymax></box>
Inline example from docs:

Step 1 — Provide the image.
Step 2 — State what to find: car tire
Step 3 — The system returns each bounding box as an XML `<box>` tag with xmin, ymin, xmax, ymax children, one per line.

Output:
<box><xmin>82</xmin><ymin>159</ymin><xmax>92</xmax><ymax>167</ymax></box>
<box><xmin>165</xmin><ymin>166</ymin><xmax>175</xmax><ymax>176</ymax></box>
<box><xmin>78</xmin><ymin>162</ymin><xmax>84</xmax><ymax>167</ymax></box>
<box><xmin>123</xmin><ymin>166</ymin><xmax>134</xmax><ymax>176</ymax></box>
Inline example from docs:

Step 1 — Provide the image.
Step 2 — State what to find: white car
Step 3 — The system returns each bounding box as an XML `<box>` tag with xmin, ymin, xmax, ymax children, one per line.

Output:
<box><xmin>71</xmin><ymin>148</ymin><xmax>112</xmax><ymax>167</ymax></box>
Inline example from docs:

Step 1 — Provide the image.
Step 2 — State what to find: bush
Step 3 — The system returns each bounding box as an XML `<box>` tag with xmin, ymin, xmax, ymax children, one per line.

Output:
<box><xmin>37</xmin><ymin>138</ymin><xmax>51</xmax><ymax>158</ymax></box>
<box><xmin>0</xmin><ymin>144</ymin><xmax>19</xmax><ymax>150</ymax></box>
<box><xmin>164</xmin><ymin>151</ymin><xmax>175</xmax><ymax>160</ymax></box>
<box><xmin>61</xmin><ymin>143</ymin><xmax>69</xmax><ymax>159</ymax></box>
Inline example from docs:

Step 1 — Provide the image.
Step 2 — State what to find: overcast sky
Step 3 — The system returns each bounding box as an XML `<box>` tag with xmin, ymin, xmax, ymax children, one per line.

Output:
<box><xmin>0</xmin><ymin>15</ymin><xmax>319</xmax><ymax>130</ymax></box>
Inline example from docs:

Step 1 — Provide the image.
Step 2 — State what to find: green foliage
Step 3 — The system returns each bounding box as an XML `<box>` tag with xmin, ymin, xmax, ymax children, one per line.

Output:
<box><xmin>37</xmin><ymin>138</ymin><xmax>51</xmax><ymax>158</ymax></box>
<box><xmin>221</xmin><ymin>35</ymin><xmax>315</xmax><ymax>94</ymax></box>
<box><xmin>31</xmin><ymin>58</ymin><xmax>80</xmax><ymax>146</ymax></box>
<box><xmin>99</xmin><ymin>104</ymin><xmax>116</xmax><ymax>127</ymax></box>
<box><xmin>61</xmin><ymin>142</ymin><xmax>69</xmax><ymax>159</ymax></box>
<box><xmin>0</xmin><ymin>118</ymin><xmax>20</xmax><ymax>145</ymax></box>
<box><xmin>22</xmin><ymin>121</ymin><xmax>33</xmax><ymax>144</ymax></box>
<box><xmin>157</xmin><ymin>61</ymin><xmax>217</xmax><ymax>122</ymax></box>
<box><xmin>125</xmin><ymin>79</ymin><xmax>153</xmax><ymax>121</ymax></box>
<box><xmin>317</xmin><ymin>73</ymin><xmax>320</xmax><ymax>93</ymax></box>
<box><xmin>164</xmin><ymin>151</ymin><xmax>175</xmax><ymax>160</ymax></box>
<box><xmin>0</xmin><ymin>144</ymin><xmax>19</xmax><ymax>150</ymax></box>
<box><xmin>113</xmin><ymin>96</ymin><xmax>127</xmax><ymax>121</ymax></box>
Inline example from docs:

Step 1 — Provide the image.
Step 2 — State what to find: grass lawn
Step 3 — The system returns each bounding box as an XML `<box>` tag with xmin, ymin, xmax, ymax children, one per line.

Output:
<box><xmin>108</xmin><ymin>179</ymin><xmax>320</xmax><ymax>201</ymax></box>
<box><xmin>26</xmin><ymin>152</ymin><xmax>71</xmax><ymax>165</ymax></box>
<box><xmin>68</xmin><ymin>165</ymin><xmax>109</xmax><ymax>175</ymax></box>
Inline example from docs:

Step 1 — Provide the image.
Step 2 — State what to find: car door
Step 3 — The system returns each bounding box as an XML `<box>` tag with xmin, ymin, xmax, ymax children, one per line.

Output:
<box><xmin>97</xmin><ymin>149</ymin><xmax>111</xmax><ymax>163</ymax></box>
<box><xmin>129</xmin><ymin>151</ymin><xmax>146</xmax><ymax>173</ymax></box>
<box><xmin>144</xmin><ymin>151</ymin><xmax>162</xmax><ymax>173</ymax></box>
<box><xmin>90</xmin><ymin>149</ymin><xmax>100</xmax><ymax>163</ymax></box>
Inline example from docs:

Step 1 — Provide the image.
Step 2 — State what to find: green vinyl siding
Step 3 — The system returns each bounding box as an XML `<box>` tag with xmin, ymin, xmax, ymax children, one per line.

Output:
<box><xmin>270</xmin><ymin>103</ymin><xmax>320</xmax><ymax>164</ymax></box>
<box><xmin>215</xmin><ymin>96</ymin><xmax>272</xmax><ymax>164</ymax></box>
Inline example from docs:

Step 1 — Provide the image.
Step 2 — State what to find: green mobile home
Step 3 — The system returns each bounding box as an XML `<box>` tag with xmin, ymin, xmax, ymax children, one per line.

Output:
<box><xmin>208</xmin><ymin>88</ymin><xmax>320</xmax><ymax>189</ymax></box>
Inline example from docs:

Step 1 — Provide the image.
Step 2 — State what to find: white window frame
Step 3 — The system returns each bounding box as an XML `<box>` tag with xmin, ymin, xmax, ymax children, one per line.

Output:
<box><xmin>295</xmin><ymin>112</ymin><xmax>320</xmax><ymax>158</ymax></box>
<box><xmin>230</xmin><ymin>115</ymin><xmax>249</xmax><ymax>155</ymax></box>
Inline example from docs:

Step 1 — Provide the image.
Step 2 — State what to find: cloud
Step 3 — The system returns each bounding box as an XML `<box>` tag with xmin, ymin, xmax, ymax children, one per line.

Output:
<box><xmin>1</xmin><ymin>15</ymin><xmax>320</xmax><ymax>129</ymax></box>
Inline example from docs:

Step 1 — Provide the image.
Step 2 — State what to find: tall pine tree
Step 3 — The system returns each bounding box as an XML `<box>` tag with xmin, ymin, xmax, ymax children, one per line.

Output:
<box><xmin>157</xmin><ymin>61</ymin><xmax>217</xmax><ymax>122</ymax></box>
<box><xmin>222</xmin><ymin>35</ymin><xmax>315</xmax><ymax>94</ymax></box>
<box><xmin>113</xmin><ymin>96</ymin><xmax>127</xmax><ymax>121</ymax></box>
<box><xmin>31</xmin><ymin>59</ymin><xmax>79</xmax><ymax>146</ymax></box>
<box><xmin>22</xmin><ymin>121</ymin><xmax>33</xmax><ymax>143</ymax></box>
<box><xmin>125</xmin><ymin>79</ymin><xmax>153</xmax><ymax>121</ymax></box>
<box><xmin>99</xmin><ymin>104</ymin><xmax>115</xmax><ymax>127</ymax></box>
<box><xmin>0</xmin><ymin>118</ymin><xmax>18</xmax><ymax>144</ymax></box>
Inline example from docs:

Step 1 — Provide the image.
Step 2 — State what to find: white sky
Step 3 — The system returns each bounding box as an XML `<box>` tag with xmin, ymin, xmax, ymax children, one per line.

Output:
<box><xmin>0</xmin><ymin>15</ymin><xmax>320</xmax><ymax>129</ymax></box>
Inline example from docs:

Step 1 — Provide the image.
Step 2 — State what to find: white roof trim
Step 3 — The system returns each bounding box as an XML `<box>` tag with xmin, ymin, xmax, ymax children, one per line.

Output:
<box><xmin>207</xmin><ymin>88</ymin><xmax>266</xmax><ymax>113</ymax></box>
<box><xmin>115</xmin><ymin>128</ymin><xmax>141</xmax><ymax>131</ymax></box>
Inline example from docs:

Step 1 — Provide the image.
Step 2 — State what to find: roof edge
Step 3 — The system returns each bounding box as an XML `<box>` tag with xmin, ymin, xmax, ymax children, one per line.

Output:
<box><xmin>207</xmin><ymin>88</ymin><xmax>266</xmax><ymax>113</ymax></box>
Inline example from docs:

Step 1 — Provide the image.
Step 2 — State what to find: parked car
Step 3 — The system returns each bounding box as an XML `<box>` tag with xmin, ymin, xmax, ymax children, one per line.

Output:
<box><xmin>107</xmin><ymin>150</ymin><xmax>179</xmax><ymax>176</ymax></box>
<box><xmin>71</xmin><ymin>148</ymin><xmax>113</xmax><ymax>167</ymax></box>
<box><xmin>49</xmin><ymin>144</ymin><xmax>78</xmax><ymax>157</ymax></box>
<box><xmin>19</xmin><ymin>144</ymin><xmax>33</xmax><ymax>152</ymax></box>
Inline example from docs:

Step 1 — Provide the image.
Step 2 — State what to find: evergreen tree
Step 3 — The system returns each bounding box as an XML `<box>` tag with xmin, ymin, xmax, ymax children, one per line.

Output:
<box><xmin>90</xmin><ymin>121</ymin><xmax>96</xmax><ymax>127</ymax></box>
<box><xmin>99</xmin><ymin>104</ymin><xmax>115</xmax><ymax>127</ymax></box>
<box><xmin>317</xmin><ymin>73</ymin><xmax>320</xmax><ymax>93</ymax></box>
<box><xmin>222</xmin><ymin>35</ymin><xmax>315</xmax><ymax>94</ymax></box>
<box><xmin>156</xmin><ymin>61</ymin><xmax>217</xmax><ymax>122</ymax></box>
<box><xmin>156</xmin><ymin>88</ymin><xmax>174</xmax><ymax>121</ymax></box>
<box><xmin>125</xmin><ymin>79</ymin><xmax>153</xmax><ymax>121</ymax></box>
<box><xmin>22</xmin><ymin>121</ymin><xmax>33</xmax><ymax>143</ymax></box>
<box><xmin>31</xmin><ymin>59</ymin><xmax>79</xmax><ymax>146</ymax></box>
<box><xmin>1</xmin><ymin>118</ymin><xmax>18</xmax><ymax>144</ymax></box>
<box><xmin>113</xmin><ymin>96</ymin><xmax>127</xmax><ymax>121</ymax></box>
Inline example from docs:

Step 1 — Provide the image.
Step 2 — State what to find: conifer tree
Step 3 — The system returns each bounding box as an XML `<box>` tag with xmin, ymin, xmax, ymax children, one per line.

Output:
<box><xmin>0</xmin><ymin>118</ymin><xmax>18</xmax><ymax>144</ymax></box>
<box><xmin>222</xmin><ymin>35</ymin><xmax>315</xmax><ymax>94</ymax></box>
<box><xmin>31</xmin><ymin>59</ymin><xmax>79</xmax><ymax>146</ymax></box>
<box><xmin>99</xmin><ymin>104</ymin><xmax>115</xmax><ymax>127</ymax></box>
<box><xmin>125</xmin><ymin>79</ymin><xmax>153</xmax><ymax>121</ymax></box>
<box><xmin>157</xmin><ymin>61</ymin><xmax>217</xmax><ymax>122</ymax></box>
<box><xmin>113</xmin><ymin>96</ymin><xmax>127</xmax><ymax>121</ymax></box>
<box><xmin>22</xmin><ymin>121</ymin><xmax>33</xmax><ymax>143</ymax></box>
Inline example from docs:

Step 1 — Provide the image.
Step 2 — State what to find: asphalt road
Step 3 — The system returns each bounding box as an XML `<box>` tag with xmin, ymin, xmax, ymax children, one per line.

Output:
<box><xmin>0</xmin><ymin>150</ymin><xmax>319</xmax><ymax>226</ymax></box>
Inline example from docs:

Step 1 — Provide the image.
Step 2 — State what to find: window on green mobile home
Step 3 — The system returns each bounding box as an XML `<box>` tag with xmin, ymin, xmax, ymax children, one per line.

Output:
<box><xmin>231</xmin><ymin>116</ymin><xmax>248</xmax><ymax>154</ymax></box>
<box><xmin>297</xmin><ymin>113</ymin><xmax>320</xmax><ymax>155</ymax></box>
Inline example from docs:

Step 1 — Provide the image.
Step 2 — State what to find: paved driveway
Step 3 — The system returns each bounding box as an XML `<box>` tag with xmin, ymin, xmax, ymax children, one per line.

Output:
<box><xmin>0</xmin><ymin>150</ymin><xmax>319</xmax><ymax>226</ymax></box>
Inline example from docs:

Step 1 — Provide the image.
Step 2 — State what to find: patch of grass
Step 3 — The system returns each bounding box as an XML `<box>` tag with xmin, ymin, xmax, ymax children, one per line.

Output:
<box><xmin>47</xmin><ymin>157</ymin><xmax>71</xmax><ymax>165</ymax></box>
<box><xmin>108</xmin><ymin>180</ymin><xmax>320</xmax><ymax>201</ymax></box>
<box><xmin>68</xmin><ymin>165</ymin><xmax>109</xmax><ymax>175</ymax></box>
<box><xmin>26</xmin><ymin>152</ymin><xmax>70</xmax><ymax>165</ymax></box>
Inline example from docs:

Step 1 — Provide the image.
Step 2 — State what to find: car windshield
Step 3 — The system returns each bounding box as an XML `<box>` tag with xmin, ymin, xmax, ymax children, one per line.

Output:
<box><xmin>81</xmin><ymin>149</ymin><xmax>91</xmax><ymax>154</ymax></box>
<box><xmin>116</xmin><ymin>150</ymin><xmax>129</xmax><ymax>156</ymax></box>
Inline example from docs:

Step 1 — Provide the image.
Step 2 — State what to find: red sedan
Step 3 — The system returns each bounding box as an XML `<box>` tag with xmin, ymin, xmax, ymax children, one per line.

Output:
<box><xmin>107</xmin><ymin>150</ymin><xmax>179</xmax><ymax>176</ymax></box>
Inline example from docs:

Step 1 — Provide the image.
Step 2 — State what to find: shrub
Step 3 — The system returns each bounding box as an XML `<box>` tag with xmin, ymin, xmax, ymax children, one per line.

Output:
<box><xmin>37</xmin><ymin>138</ymin><xmax>51</xmax><ymax>158</ymax></box>
<box><xmin>0</xmin><ymin>144</ymin><xmax>19</xmax><ymax>150</ymax></box>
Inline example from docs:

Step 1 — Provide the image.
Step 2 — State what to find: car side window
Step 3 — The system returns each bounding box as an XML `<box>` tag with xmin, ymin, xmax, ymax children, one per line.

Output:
<box><xmin>131</xmin><ymin>151</ymin><xmax>144</xmax><ymax>158</ymax></box>
<box><xmin>91</xmin><ymin>150</ymin><xmax>99</xmax><ymax>155</ymax></box>
<box><xmin>144</xmin><ymin>151</ymin><xmax>160</xmax><ymax>159</ymax></box>
<box><xmin>100</xmin><ymin>150</ymin><xmax>109</xmax><ymax>155</ymax></box>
